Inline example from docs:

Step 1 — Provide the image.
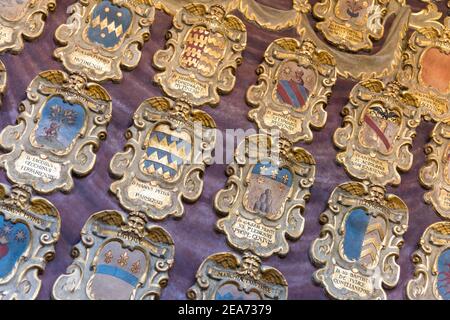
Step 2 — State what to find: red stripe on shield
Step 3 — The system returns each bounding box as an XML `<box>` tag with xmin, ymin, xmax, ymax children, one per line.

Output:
<box><xmin>364</xmin><ymin>114</ymin><xmax>391</xmax><ymax>151</ymax></box>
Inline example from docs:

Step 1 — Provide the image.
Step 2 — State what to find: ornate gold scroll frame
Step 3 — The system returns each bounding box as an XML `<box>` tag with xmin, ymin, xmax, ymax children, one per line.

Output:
<box><xmin>153</xmin><ymin>0</ymin><xmax>444</xmax><ymax>80</ymax></box>
<box><xmin>0</xmin><ymin>70</ymin><xmax>112</xmax><ymax>194</ymax></box>
<box><xmin>0</xmin><ymin>60</ymin><xmax>5</xmax><ymax>106</ymax></box>
<box><xmin>406</xmin><ymin>221</ymin><xmax>450</xmax><ymax>300</ymax></box>
<box><xmin>52</xmin><ymin>210</ymin><xmax>175</xmax><ymax>300</ymax></box>
<box><xmin>310</xmin><ymin>181</ymin><xmax>408</xmax><ymax>300</ymax></box>
<box><xmin>187</xmin><ymin>251</ymin><xmax>288</xmax><ymax>300</ymax></box>
<box><xmin>54</xmin><ymin>0</ymin><xmax>155</xmax><ymax>83</ymax></box>
<box><xmin>397</xmin><ymin>18</ymin><xmax>450</xmax><ymax>122</ymax></box>
<box><xmin>419</xmin><ymin>121</ymin><xmax>450</xmax><ymax>219</ymax></box>
<box><xmin>333</xmin><ymin>79</ymin><xmax>421</xmax><ymax>186</ymax></box>
<box><xmin>109</xmin><ymin>97</ymin><xmax>216</xmax><ymax>221</ymax></box>
<box><xmin>0</xmin><ymin>184</ymin><xmax>60</xmax><ymax>300</ymax></box>
<box><xmin>312</xmin><ymin>0</ymin><xmax>403</xmax><ymax>52</ymax></box>
<box><xmin>247</xmin><ymin>37</ymin><xmax>336</xmax><ymax>143</ymax></box>
<box><xmin>0</xmin><ymin>0</ymin><xmax>55</xmax><ymax>54</ymax></box>
<box><xmin>152</xmin><ymin>3</ymin><xmax>247</xmax><ymax>107</ymax></box>
<box><xmin>214</xmin><ymin>134</ymin><xmax>316</xmax><ymax>258</ymax></box>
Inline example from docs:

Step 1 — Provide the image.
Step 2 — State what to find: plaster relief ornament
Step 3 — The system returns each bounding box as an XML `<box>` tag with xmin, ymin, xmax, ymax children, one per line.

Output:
<box><xmin>312</xmin><ymin>0</ymin><xmax>397</xmax><ymax>52</ymax></box>
<box><xmin>0</xmin><ymin>0</ymin><xmax>55</xmax><ymax>54</ymax></box>
<box><xmin>0</xmin><ymin>70</ymin><xmax>112</xmax><ymax>194</ymax></box>
<box><xmin>187</xmin><ymin>251</ymin><xmax>288</xmax><ymax>300</ymax></box>
<box><xmin>0</xmin><ymin>60</ymin><xmax>5</xmax><ymax>105</ymax></box>
<box><xmin>109</xmin><ymin>97</ymin><xmax>216</xmax><ymax>221</ymax></box>
<box><xmin>214</xmin><ymin>134</ymin><xmax>316</xmax><ymax>258</ymax></box>
<box><xmin>247</xmin><ymin>37</ymin><xmax>337</xmax><ymax>143</ymax></box>
<box><xmin>397</xmin><ymin>18</ymin><xmax>450</xmax><ymax>122</ymax></box>
<box><xmin>54</xmin><ymin>0</ymin><xmax>154</xmax><ymax>83</ymax></box>
<box><xmin>406</xmin><ymin>222</ymin><xmax>450</xmax><ymax>300</ymax></box>
<box><xmin>52</xmin><ymin>210</ymin><xmax>174</xmax><ymax>300</ymax></box>
<box><xmin>333</xmin><ymin>79</ymin><xmax>421</xmax><ymax>187</ymax></box>
<box><xmin>0</xmin><ymin>183</ymin><xmax>60</xmax><ymax>300</ymax></box>
<box><xmin>153</xmin><ymin>3</ymin><xmax>247</xmax><ymax>107</ymax></box>
<box><xmin>310</xmin><ymin>181</ymin><xmax>408</xmax><ymax>300</ymax></box>
<box><xmin>419</xmin><ymin>121</ymin><xmax>450</xmax><ymax>219</ymax></box>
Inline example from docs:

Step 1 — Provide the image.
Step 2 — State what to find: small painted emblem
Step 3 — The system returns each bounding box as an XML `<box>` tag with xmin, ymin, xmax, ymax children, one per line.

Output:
<box><xmin>187</xmin><ymin>252</ymin><xmax>288</xmax><ymax>300</ymax></box>
<box><xmin>54</xmin><ymin>0</ymin><xmax>155</xmax><ymax>82</ymax></box>
<box><xmin>312</xmin><ymin>0</ymin><xmax>396</xmax><ymax>52</ymax></box>
<box><xmin>110</xmin><ymin>97</ymin><xmax>216</xmax><ymax>220</ymax></box>
<box><xmin>406</xmin><ymin>221</ymin><xmax>450</xmax><ymax>300</ymax></box>
<box><xmin>397</xmin><ymin>18</ymin><xmax>450</xmax><ymax>122</ymax></box>
<box><xmin>153</xmin><ymin>3</ymin><xmax>247</xmax><ymax>106</ymax></box>
<box><xmin>52</xmin><ymin>210</ymin><xmax>174</xmax><ymax>300</ymax></box>
<box><xmin>419</xmin><ymin>121</ymin><xmax>450</xmax><ymax>219</ymax></box>
<box><xmin>247</xmin><ymin>37</ymin><xmax>336</xmax><ymax>142</ymax></box>
<box><xmin>0</xmin><ymin>70</ymin><xmax>112</xmax><ymax>193</ymax></box>
<box><xmin>0</xmin><ymin>0</ymin><xmax>55</xmax><ymax>54</ymax></box>
<box><xmin>215</xmin><ymin>134</ymin><xmax>315</xmax><ymax>258</ymax></box>
<box><xmin>334</xmin><ymin>79</ymin><xmax>421</xmax><ymax>186</ymax></box>
<box><xmin>0</xmin><ymin>184</ymin><xmax>60</xmax><ymax>300</ymax></box>
<box><xmin>310</xmin><ymin>181</ymin><xmax>408</xmax><ymax>300</ymax></box>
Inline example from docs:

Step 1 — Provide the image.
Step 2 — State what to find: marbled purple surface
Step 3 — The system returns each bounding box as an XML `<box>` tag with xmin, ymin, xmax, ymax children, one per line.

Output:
<box><xmin>0</xmin><ymin>0</ymin><xmax>447</xmax><ymax>300</ymax></box>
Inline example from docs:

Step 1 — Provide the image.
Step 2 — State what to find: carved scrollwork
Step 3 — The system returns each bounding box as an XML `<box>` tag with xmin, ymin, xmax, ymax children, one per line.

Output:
<box><xmin>310</xmin><ymin>181</ymin><xmax>408</xmax><ymax>300</ymax></box>
<box><xmin>0</xmin><ymin>70</ymin><xmax>112</xmax><ymax>193</ymax></box>
<box><xmin>0</xmin><ymin>0</ymin><xmax>55</xmax><ymax>54</ymax></box>
<box><xmin>52</xmin><ymin>210</ymin><xmax>175</xmax><ymax>300</ymax></box>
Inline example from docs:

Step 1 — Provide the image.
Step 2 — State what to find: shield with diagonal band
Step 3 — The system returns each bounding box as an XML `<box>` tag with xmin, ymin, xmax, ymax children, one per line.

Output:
<box><xmin>87</xmin><ymin>0</ymin><xmax>132</xmax><ymax>49</ymax></box>
<box><xmin>180</xmin><ymin>26</ymin><xmax>226</xmax><ymax>78</ymax></box>
<box><xmin>359</xmin><ymin>104</ymin><xmax>401</xmax><ymax>154</ymax></box>
<box><xmin>140</xmin><ymin>124</ymin><xmax>192</xmax><ymax>182</ymax></box>
<box><xmin>342</xmin><ymin>208</ymin><xmax>386</xmax><ymax>269</ymax></box>
<box><xmin>275</xmin><ymin>61</ymin><xmax>314</xmax><ymax>109</ymax></box>
<box><xmin>89</xmin><ymin>241</ymin><xmax>146</xmax><ymax>300</ymax></box>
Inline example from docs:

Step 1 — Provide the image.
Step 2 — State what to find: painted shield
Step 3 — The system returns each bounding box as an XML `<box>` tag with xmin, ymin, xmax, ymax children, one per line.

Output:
<box><xmin>33</xmin><ymin>96</ymin><xmax>86</xmax><ymax>152</ymax></box>
<box><xmin>0</xmin><ymin>0</ymin><xmax>29</xmax><ymax>21</ymax></box>
<box><xmin>90</xmin><ymin>241</ymin><xmax>146</xmax><ymax>300</ymax></box>
<box><xmin>0</xmin><ymin>214</ymin><xmax>30</xmax><ymax>278</ymax></box>
<box><xmin>245</xmin><ymin>162</ymin><xmax>293</xmax><ymax>221</ymax></box>
<box><xmin>87</xmin><ymin>0</ymin><xmax>132</xmax><ymax>49</ymax></box>
<box><xmin>359</xmin><ymin>104</ymin><xmax>401</xmax><ymax>154</ymax></box>
<box><xmin>179</xmin><ymin>26</ymin><xmax>226</xmax><ymax>78</ymax></box>
<box><xmin>335</xmin><ymin>0</ymin><xmax>372</xmax><ymax>26</ymax></box>
<box><xmin>437</xmin><ymin>248</ymin><xmax>450</xmax><ymax>300</ymax></box>
<box><xmin>420</xmin><ymin>47</ymin><xmax>450</xmax><ymax>95</ymax></box>
<box><xmin>215</xmin><ymin>283</ymin><xmax>262</xmax><ymax>300</ymax></box>
<box><xmin>342</xmin><ymin>208</ymin><xmax>386</xmax><ymax>269</ymax></box>
<box><xmin>140</xmin><ymin>124</ymin><xmax>192</xmax><ymax>182</ymax></box>
<box><xmin>275</xmin><ymin>61</ymin><xmax>315</xmax><ymax>109</ymax></box>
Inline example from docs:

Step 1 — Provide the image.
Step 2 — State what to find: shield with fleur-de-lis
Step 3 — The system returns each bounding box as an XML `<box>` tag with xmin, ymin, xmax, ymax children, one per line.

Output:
<box><xmin>86</xmin><ymin>0</ymin><xmax>132</xmax><ymax>49</ymax></box>
<box><xmin>88</xmin><ymin>241</ymin><xmax>147</xmax><ymax>300</ymax></box>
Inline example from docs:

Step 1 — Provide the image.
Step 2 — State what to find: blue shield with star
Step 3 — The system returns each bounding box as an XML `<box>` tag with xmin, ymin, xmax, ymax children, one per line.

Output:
<box><xmin>0</xmin><ymin>215</ymin><xmax>30</xmax><ymax>278</ymax></box>
<box><xmin>87</xmin><ymin>0</ymin><xmax>132</xmax><ymax>49</ymax></box>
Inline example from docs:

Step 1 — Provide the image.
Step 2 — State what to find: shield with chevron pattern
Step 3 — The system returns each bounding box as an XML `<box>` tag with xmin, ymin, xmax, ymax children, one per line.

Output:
<box><xmin>140</xmin><ymin>124</ymin><xmax>192</xmax><ymax>182</ymax></box>
<box><xmin>87</xmin><ymin>0</ymin><xmax>132</xmax><ymax>49</ymax></box>
<box><xmin>343</xmin><ymin>208</ymin><xmax>386</xmax><ymax>269</ymax></box>
<box><xmin>179</xmin><ymin>26</ymin><xmax>226</xmax><ymax>78</ymax></box>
